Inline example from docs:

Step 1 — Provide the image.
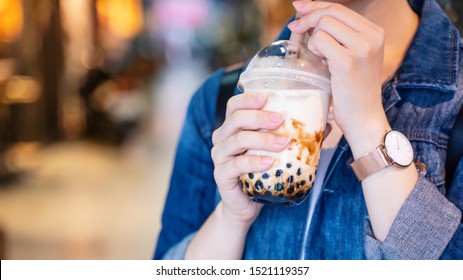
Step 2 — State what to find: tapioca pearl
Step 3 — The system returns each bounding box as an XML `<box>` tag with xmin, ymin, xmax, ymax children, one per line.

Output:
<box><xmin>275</xmin><ymin>183</ymin><xmax>284</xmax><ymax>191</ymax></box>
<box><xmin>275</xmin><ymin>169</ymin><xmax>283</xmax><ymax>177</ymax></box>
<box><xmin>288</xmin><ymin>175</ymin><xmax>294</xmax><ymax>183</ymax></box>
<box><xmin>309</xmin><ymin>174</ymin><xmax>313</xmax><ymax>182</ymax></box>
<box><xmin>255</xmin><ymin>180</ymin><xmax>264</xmax><ymax>190</ymax></box>
<box><xmin>286</xmin><ymin>163</ymin><xmax>292</xmax><ymax>169</ymax></box>
<box><xmin>278</xmin><ymin>193</ymin><xmax>285</xmax><ymax>198</ymax></box>
<box><xmin>300</xmin><ymin>180</ymin><xmax>306</xmax><ymax>186</ymax></box>
<box><xmin>245</xmin><ymin>181</ymin><xmax>250</xmax><ymax>189</ymax></box>
<box><xmin>297</xmin><ymin>168</ymin><xmax>302</xmax><ymax>176</ymax></box>
<box><xmin>287</xmin><ymin>186</ymin><xmax>295</xmax><ymax>194</ymax></box>
<box><xmin>238</xmin><ymin>180</ymin><xmax>244</xmax><ymax>189</ymax></box>
<box><xmin>264</xmin><ymin>190</ymin><xmax>272</xmax><ymax>196</ymax></box>
<box><xmin>262</xmin><ymin>173</ymin><xmax>269</xmax><ymax>180</ymax></box>
<box><xmin>248</xmin><ymin>173</ymin><xmax>254</xmax><ymax>179</ymax></box>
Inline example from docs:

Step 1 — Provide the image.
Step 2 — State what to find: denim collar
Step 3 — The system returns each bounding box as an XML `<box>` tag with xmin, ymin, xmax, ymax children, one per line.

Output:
<box><xmin>396</xmin><ymin>0</ymin><xmax>459</xmax><ymax>93</ymax></box>
<box><xmin>276</xmin><ymin>0</ymin><xmax>460</xmax><ymax>93</ymax></box>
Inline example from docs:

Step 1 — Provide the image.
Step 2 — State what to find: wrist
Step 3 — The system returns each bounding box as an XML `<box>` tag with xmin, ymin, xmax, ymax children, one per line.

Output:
<box><xmin>345</xmin><ymin>115</ymin><xmax>391</xmax><ymax>159</ymax></box>
<box><xmin>215</xmin><ymin>202</ymin><xmax>256</xmax><ymax>233</ymax></box>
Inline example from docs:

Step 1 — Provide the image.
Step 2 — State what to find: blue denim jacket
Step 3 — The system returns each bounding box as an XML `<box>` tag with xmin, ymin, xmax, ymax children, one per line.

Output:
<box><xmin>155</xmin><ymin>0</ymin><xmax>463</xmax><ymax>260</ymax></box>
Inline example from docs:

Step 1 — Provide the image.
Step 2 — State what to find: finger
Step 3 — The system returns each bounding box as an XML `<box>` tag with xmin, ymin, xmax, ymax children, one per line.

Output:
<box><xmin>212</xmin><ymin>131</ymin><xmax>289</xmax><ymax>165</ymax></box>
<box><xmin>214</xmin><ymin>109</ymin><xmax>284</xmax><ymax>144</ymax></box>
<box><xmin>292</xmin><ymin>1</ymin><xmax>377</xmax><ymax>31</ymax></box>
<box><xmin>290</xmin><ymin>1</ymin><xmax>377</xmax><ymax>33</ymax></box>
<box><xmin>307</xmin><ymin>29</ymin><xmax>349</xmax><ymax>65</ymax></box>
<box><xmin>226</xmin><ymin>93</ymin><xmax>267</xmax><ymax>119</ymax></box>
<box><xmin>214</xmin><ymin>155</ymin><xmax>274</xmax><ymax>190</ymax></box>
<box><xmin>311</xmin><ymin>15</ymin><xmax>358</xmax><ymax>49</ymax></box>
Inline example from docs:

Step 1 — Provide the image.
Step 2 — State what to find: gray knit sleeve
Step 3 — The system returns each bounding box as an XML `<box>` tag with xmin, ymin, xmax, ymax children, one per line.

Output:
<box><xmin>364</xmin><ymin>175</ymin><xmax>462</xmax><ymax>259</ymax></box>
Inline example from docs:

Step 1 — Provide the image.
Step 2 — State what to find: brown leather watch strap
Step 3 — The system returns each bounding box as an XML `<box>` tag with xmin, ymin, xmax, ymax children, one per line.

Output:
<box><xmin>350</xmin><ymin>145</ymin><xmax>393</xmax><ymax>181</ymax></box>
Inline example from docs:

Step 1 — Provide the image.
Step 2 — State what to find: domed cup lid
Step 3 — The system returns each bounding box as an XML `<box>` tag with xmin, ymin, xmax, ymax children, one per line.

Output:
<box><xmin>238</xmin><ymin>40</ymin><xmax>331</xmax><ymax>92</ymax></box>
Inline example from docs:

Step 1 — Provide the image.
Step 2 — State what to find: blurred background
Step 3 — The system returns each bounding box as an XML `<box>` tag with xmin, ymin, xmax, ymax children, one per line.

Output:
<box><xmin>0</xmin><ymin>0</ymin><xmax>461</xmax><ymax>260</ymax></box>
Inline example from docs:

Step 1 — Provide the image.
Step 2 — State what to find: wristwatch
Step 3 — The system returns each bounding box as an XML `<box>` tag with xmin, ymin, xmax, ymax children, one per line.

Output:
<box><xmin>350</xmin><ymin>130</ymin><xmax>414</xmax><ymax>181</ymax></box>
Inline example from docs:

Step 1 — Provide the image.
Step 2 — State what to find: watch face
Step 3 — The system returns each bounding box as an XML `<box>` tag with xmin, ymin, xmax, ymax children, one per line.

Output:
<box><xmin>384</xmin><ymin>130</ymin><xmax>414</xmax><ymax>167</ymax></box>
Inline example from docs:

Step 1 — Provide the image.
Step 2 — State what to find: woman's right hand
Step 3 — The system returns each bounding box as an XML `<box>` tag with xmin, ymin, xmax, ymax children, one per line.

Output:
<box><xmin>211</xmin><ymin>92</ymin><xmax>289</xmax><ymax>226</ymax></box>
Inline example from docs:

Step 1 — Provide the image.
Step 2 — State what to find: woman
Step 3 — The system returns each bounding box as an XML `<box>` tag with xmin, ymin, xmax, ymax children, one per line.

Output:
<box><xmin>155</xmin><ymin>0</ymin><xmax>463</xmax><ymax>259</ymax></box>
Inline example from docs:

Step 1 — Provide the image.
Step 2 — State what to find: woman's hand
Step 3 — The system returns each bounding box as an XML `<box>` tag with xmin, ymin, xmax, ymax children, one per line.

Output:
<box><xmin>289</xmin><ymin>1</ymin><xmax>391</xmax><ymax>157</ymax></box>
<box><xmin>211</xmin><ymin>93</ymin><xmax>289</xmax><ymax>226</ymax></box>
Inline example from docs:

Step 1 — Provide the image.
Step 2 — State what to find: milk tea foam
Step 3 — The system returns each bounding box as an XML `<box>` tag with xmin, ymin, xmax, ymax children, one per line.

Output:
<box><xmin>239</xmin><ymin>89</ymin><xmax>330</xmax><ymax>205</ymax></box>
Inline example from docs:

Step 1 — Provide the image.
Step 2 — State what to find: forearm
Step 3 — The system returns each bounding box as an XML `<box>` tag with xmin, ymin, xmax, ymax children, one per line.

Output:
<box><xmin>348</xmin><ymin>116</ymin><xmax>418</xmax><ymax>242</ymax></box>
<box><xmin>361</xmin><ymin>162</ymin><xmax>418</xmax><ymax>242</ymax></box>
<box><xmin>184</xmin><ymin>201</ymin><xmax>251</xmax><ymax>259</ymax></box>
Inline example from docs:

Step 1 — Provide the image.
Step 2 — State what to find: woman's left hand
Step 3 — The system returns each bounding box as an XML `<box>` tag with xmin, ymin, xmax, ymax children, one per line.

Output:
<box><xmin>288</xmin><ymin>1</ymin><xmax>391</xmax><ymax>157</ymax></box>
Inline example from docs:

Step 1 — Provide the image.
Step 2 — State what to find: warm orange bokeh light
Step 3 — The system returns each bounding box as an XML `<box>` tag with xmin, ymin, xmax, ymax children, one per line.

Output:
<box><xmin>96</xmin><ymin>0</ymin><xmax>144</xmax><ymax>40</ymax></box>
<box><xmin>0</xmin><ymin>0</ymin><xmax>24</xmax><ymax>43</ymax></box>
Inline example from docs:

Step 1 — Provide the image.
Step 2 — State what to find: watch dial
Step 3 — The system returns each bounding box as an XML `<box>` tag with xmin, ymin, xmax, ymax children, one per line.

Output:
<box><xmin>384</xmin><ymin>131</ymin><xmax>414</xmax><ymax>167</ymax></box>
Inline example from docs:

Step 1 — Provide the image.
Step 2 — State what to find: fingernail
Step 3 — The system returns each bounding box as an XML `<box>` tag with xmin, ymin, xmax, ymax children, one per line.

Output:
<box><xmin>261</xmin><ymin>157</ymin><xmax>273</xmax><ymax>165</ymax></box>
<box><xmin>275</xmin><ymin>136</ymin><xmax>289</xmax><ymax>145</ymax></box>
<box><xmin>255</xmin><ymin>93</ymin><xmax>266</xmax><ymax>103</ymax></box>
<box><xmin>288</xmin><ymin>20</ymin><xmax>298</xmax><ymax>29</ymax></box>
<box><xmin>270</xmin><ymin>113</ymin><xmax>283</xmax><ymax>123</ymax></box>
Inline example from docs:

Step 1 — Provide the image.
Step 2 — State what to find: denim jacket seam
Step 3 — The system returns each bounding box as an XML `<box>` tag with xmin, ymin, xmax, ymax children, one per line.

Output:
<box><xmin>449</xmin><ymin>30</ymin><xmax>456</xmax><ymax>86</ymax></box>
<box><xmin>192</xmin><ymin>93</ymin><xmax>211</xmax><ymax>149</ymax></box>
<box><xmin>409</xmin><ymin>138</ymin><xmax>447</xmax><ymax>149</ymax></box>
<box><xmin>395</xmin><ymin>82</ymin><xmax>457</xmax><ymax>93</ymax></box>
<box><xmin>194</xmin><ymin>70</ymin><xmax>225</xmax><ymax>146</ymax></box>
<box><xmin>190</xmin><ymin>95</ymin><xmax>215</xmax><ymax>155</ymax></box>
<box><xmin>427</xmin><ymin>170</ymin><xmax>446</xmax><ymax>184</ymax></box>
<box><xmin>402</xmin><ymin>131</ymin><xmax>448</xmax><ymax>149</ymax></box>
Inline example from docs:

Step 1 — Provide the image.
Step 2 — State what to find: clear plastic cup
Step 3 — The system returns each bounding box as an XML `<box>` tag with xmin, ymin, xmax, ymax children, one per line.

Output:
<box><xmin>238</xmin><ymin>39</ymin><xmax>331</xmax><ymax>206</ymax></box>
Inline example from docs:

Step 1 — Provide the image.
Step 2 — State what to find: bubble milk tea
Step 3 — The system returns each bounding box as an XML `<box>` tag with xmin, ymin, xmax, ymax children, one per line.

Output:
<box><xmin>237</xmin><ymin>39</ymin><xmax>331</xmax><ymax>206</ymax></box>
<box><xmin>238</xmin><ymin>88</ymin><xmax>330</xmax><ymax>205</ymax></box>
